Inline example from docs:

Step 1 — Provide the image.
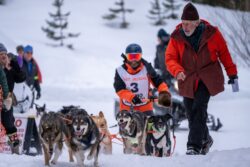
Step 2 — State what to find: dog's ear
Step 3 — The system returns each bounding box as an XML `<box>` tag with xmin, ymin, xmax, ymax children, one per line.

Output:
<box><xmin>99</xmin><ymin>111</ymin><xmax>104</xmax><ymax>117</ymax></box>
<box><xmin>115</xmin><ymin>112</ymin><xmax>120</xmax><ymax>120</ymax></box>
<box><xmin>42</xmin><ymin>104</ymin><xmax>46</xmax><ymax>111</ymax></box>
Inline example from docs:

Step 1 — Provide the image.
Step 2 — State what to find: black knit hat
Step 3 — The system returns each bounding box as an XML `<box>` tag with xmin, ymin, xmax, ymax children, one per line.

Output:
<box><xmin>157</xmin><ymin>29</ymin><xmax>170</xmax><ymax>43</ymax></box>
<box><xmin>181</xmin><ymin>2</ymin><xmax>199</xmax><ymax>20</ymax></box>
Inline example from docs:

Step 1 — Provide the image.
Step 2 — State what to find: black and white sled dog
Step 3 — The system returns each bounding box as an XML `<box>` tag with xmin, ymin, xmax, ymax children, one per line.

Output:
<box><xmin>70</xmin><ymin>109</ymin><xmax>100</xmax><ymax>167</ymax></box>
<box><xmin>145</xmin><ymin>113</ymin><xmax>172</xmax><ymax>157</ymax></box>
<box><xmin>116</xmin><ymin>110</ymin><xmax>147</xmax><ymax>154</ymax></box>
<box><xmin>39</xmin><ymin>111</ymin><xmax>73</xmax><ymax>166</ymax></box>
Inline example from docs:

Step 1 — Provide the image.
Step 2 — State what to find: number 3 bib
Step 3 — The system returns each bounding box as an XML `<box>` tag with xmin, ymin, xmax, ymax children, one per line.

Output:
<box><xmin>117</xmin><ymin>66</ymin><xmax>149</xmax><ymax>106</ymax></box>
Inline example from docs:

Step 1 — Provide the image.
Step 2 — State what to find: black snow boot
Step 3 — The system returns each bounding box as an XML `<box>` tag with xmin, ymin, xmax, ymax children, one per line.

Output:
<box><xmin>186</xmin><ymin>146</ymin><xmax>201</xmax><ymax>155</ymax></box>
<box><xmin>201</xmin><ymin>135</ymin><xmax>213</xmax><ymax>155</ymax></box>
<box><xmin>8</xmin><ymin>133</ymin><xmax>20</xmax><ymax>154</ymax></box>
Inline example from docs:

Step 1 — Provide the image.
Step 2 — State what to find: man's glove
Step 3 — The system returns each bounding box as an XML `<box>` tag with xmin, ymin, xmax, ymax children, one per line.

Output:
<box><xmin>132</xmin><ymin>95</ymin><xmax>143</xmax><ymax>105</ymax></box>
<box><xmin>158</xmin><ymin>91</ymin><xmax>171</xmax><ymax>107</ymax></box>
<box><xmin>4</xmin><ymin>97</ymin><xmax>12</xmax><ymax>110</ymax></box>
<box><xmin>36</xmin><ymin>91</ymin><xmax>41</xmax><ymax>100</ymax></box>
<box><xmin>228</xmin><ymin>75</ymin><xmax>238</xmax><ymax>84</ymax></box>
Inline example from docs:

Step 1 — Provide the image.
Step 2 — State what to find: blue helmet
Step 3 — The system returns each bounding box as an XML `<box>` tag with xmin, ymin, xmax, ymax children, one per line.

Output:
<box><xmin>125</xmin><ymin>43</ymin><xmax>142</xmax><ymax>54</ymax></box>
<box><xmin>24</xmin><ymin>45</ymin><xmax>33</xmax><ymax>53</ymax></box>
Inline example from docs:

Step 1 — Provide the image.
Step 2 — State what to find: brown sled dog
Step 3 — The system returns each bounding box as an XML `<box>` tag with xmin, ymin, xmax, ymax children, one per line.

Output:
<box><xmin>91</xmin><ymin>111</ymin><xmax>112</xmax><ymax>154</ymax></box>
<box><xmin>39</xmin><ymin>111</ymin><xmax>73</xmax><ymax>166</ymax></box>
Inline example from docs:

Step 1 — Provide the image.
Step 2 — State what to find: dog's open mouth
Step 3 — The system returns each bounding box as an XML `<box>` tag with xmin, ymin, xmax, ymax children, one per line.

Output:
<box><xmin>74</xmin><ymin>129</ymin><xmax>84</xmax><ymax>137</ymax></box>
<box><xmin>118</xmin><ymin>121</ymin><xmax>127</xmax><ymax>129</ymax></box>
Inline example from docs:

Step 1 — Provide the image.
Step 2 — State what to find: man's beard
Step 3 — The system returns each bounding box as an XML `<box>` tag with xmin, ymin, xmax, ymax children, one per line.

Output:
<box><xmin>184</xmin><ymin>28</ymin><xmax>195</xmax><ymax>37</ymax></box>
<box><xmin>130</xmin><ymin>61</ymin><xmax>140</xmax><ymax>69</ymax></box>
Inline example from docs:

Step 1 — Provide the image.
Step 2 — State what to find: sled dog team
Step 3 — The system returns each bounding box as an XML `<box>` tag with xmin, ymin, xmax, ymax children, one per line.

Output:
<box><xmin>28</xmin><ymin>1</ymin><xmax>240</xmax><ymax>166</ymax></box>
<box><xmin>38</xmin><ymin>105</ymin><xmax>173</xmax><ymax>166</ymax></box>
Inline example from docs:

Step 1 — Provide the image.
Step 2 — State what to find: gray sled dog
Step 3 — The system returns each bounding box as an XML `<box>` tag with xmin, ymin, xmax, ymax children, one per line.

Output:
<box><xmin>70</xmin><ymin>109</ymin><xmax>100</xmax><ymax>167</ymax></box>
<box><xmin>116</xmin><ymin>110</ymin><xmax>147</xmax><ymax>155</ymax></box>
<box><xmin>39</xmin><ymin>112</ymin><xmax>73</xmax><ymax>166</ymax></box>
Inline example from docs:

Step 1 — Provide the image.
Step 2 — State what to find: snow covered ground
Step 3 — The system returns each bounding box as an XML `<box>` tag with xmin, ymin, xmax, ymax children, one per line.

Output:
<box><xmin>0</xmin><ymin>0</ymin><xmax>250</xmax><ymax>166</ymax></box>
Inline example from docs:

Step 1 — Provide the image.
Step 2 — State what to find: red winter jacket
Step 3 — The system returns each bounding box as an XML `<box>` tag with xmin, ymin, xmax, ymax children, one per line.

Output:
<box><xmin>165</xmin><ymin>20</ymin><xmax>237</xmax><ymax>98</ymax></box>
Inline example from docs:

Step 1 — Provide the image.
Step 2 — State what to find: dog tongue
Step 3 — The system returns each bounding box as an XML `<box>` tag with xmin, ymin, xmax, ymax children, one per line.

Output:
<box><xmin>75</xmin><ymin>131</ymin><xmax>82</xmax><ymax>136</ymax></box>
<box><xmin>120</xmin><ymin>122</ymin><xmax>127</xmax><ymax>129</ymax></box>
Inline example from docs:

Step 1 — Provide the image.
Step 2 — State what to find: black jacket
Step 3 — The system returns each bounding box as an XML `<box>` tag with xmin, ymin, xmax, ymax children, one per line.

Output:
<box><xmin>154</xmin><ymin>41</ymin><xmax>172</xmax><ymax>80</ymax></box>
<box><xmin>4</xmin><ymin>59</ymin><xmax>26</xmax><ymax>92</ymax></box>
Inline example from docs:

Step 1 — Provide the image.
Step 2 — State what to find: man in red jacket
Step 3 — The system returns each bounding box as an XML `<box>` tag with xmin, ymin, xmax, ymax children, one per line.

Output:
<box><xmin>165</xmin><ymin>3</ymin><xmax>238</xmax><ymax>155</ymax></box>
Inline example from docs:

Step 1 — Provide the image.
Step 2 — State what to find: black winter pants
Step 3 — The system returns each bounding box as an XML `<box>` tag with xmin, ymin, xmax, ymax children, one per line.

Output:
<box><xmin>184</xmin><ymin>81</ymin><xmax>210</xmax><ymax>150</ymax></box>
<box><xmin>1</xmin><ymin>107</ymin><xmax>17</xmax><ymax>135</ymax></box>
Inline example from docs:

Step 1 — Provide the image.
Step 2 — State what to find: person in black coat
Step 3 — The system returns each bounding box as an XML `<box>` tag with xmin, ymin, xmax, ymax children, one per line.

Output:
<box><xmin>0</xmin><ymin>51</ymin><xmax>26</xmax><ymax>154</ymax></box>
<box><xmin>154</xmin><ymin>29</ymin><xmax>173</xmax><ymax>86</ymax></box>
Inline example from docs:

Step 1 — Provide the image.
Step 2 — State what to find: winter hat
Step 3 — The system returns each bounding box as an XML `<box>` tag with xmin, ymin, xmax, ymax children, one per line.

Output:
<box><xmin>181</xmin><ymin>2</ymin><xmax>199</xmax><ymax>20</ymax></box>
<box><xmin>157</xmin><ymin>29</ymin><xmax>170</xmax><ymax>42</ymax></box>
<box><xmin>24</xmin><ymin>45</ymin><xmax>33</xmax><ymax>53</ymax></box>
<box><xmin>0</xmin><ymin>43</ymin><xmax>7</xmax><ymax>53</ymax></box>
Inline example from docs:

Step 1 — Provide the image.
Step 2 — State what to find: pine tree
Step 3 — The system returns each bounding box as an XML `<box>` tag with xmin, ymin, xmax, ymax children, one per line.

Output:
<box><xmin>148</xmin><ymin>0</ymin><xmax>166</xmax><ymax>25</ymax></box>
<box><xmin>162</xmin><ymin>0</ymin><xmax>181</xmax><ymax>19</ymax></box>
<box><xmin>42</xmin><ymin>0</ymin><xmax>80</xmax><ymax>49</ymax></box>
<box><xmin>103</xmin><ymin>0</ymin><xmax>134</xmax><ymax>28</ymax></box>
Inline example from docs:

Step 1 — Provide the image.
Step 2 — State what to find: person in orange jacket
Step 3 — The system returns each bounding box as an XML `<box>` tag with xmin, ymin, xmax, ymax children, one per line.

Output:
<box><xmin>114</xmin><ymin>43</ymin><xmax>171</xmax><ymax>116</ymax></box>
<box><xmin>165</xmin><ymin>3</ymin><xmax>238</xmax><ymax>155</ymax></box>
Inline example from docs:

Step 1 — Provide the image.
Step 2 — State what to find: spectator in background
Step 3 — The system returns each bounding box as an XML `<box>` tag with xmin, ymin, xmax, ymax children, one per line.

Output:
<box><xmin>22</xmin><ymin>45</ymin><xmax>42</xmax><ymax>100</ymax></box>
<box><xmin>0</xmin><ymin>44</ymin><xmax>9</xmax><ymax>100</ymax></box>
<box><xmin>16</xmin><ymin>45</ymin><xmax>24</xmax><ymax>68</ymax></box>
<box><xmin>0</xmin><ymin>43</ymin><xmax>22</xmax><ymax>154</ymax></box>
<box><xmin>154</xmin><ymin>29</ymin><xmax>172</xmax><ymax>86</ymax></box>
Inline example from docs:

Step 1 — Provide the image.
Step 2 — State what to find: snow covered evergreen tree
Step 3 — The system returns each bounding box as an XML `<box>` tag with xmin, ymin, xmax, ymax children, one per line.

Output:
<box><xmin>103</xmin><ymin>0</ymin><xmax>134</xmax><ymax>28</ymax></box>
<box><xmin>42</xmin><ymin>0</ymin><xmax>80</xmax><ymax>49</ymax></box>
<box><xmin>162</xmin><ymin>0</ymin><xmax>181</xmax><ymax>19</ymax></box>
<box><xmin>147</xmin><ymin>0</ymin><xmax>166</xmax><ymax>25</ymax></box>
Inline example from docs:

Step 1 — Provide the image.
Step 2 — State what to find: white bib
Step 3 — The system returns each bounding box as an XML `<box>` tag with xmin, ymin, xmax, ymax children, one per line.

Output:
<box><xmin>117</xmin><ymin>66</ymin><xmax>149</xmax><ymax>106</ymax></box>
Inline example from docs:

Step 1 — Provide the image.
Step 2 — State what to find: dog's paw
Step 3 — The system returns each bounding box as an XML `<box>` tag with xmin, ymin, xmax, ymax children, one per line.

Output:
<box><xmin>94</xmin><ymin>161</ymin><xmax>99</xmax><ymax>167</ymax></box>
<box><xmin>51</xmin><ymin>159</ymin><xmax>57</xmax><ymax>165</ymax></box>
<box><xmin>77</xmin><ymin>164</ymin><xmax>84</xmax><ymax>167</ymax></box>
<box><xmin>87</xmin><ymin>154</ymin><xmax>93</xmax><ymax>160</ymax></box>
